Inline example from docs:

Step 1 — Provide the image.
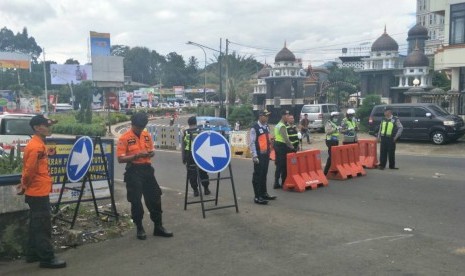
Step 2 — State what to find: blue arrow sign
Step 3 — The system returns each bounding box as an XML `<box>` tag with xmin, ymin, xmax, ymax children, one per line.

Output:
<box><xmin>66</xmin><ymin>136</ymin><xmax>94</xmax><ymax>183</ymax></box>
<box><xmin>192</xmin><ymin>131</ymin><xmax>231</xmax><ymax>173</ymax></box>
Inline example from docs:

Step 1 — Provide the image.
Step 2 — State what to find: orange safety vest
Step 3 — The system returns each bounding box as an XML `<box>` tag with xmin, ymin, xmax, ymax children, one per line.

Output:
<box><xmin>117</xmin><ymin>129</ymin><xmax>154</xmax><ymax>164</ymax></box>
<box><xmin>22</xmin><ymin>135</ymin><xmax>53</xmax><ymax>197</ymax></box>
<box><xmin>253</xmin><ymin>123</ymin><xmax>270</xmax><ymax>154</ymax></box>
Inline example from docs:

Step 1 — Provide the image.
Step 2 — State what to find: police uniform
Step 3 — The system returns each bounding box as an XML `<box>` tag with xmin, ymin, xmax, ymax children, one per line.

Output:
<box><xmin>117</xmin><ymin>116</ymin><xmax>172</xmax><ymax>238</ymax></box>
<box><xmin>378</xmin><ymin>114</ymin><xmax>403</xmax><ymax>169</ymax></box>
<box><xmin>182</xmin><ymin>127</ymin><xmax>210</xmax><ymax>195</ymax></box>
<box><xmin>323</xmin><ymin>119</ymin><xmax>340</xmax><ymax>175</ymax></box>
<box><xmin>21</xmin><ymin>115</ymin><xmax>66</xmax><ymax>268</ymax></box>
<box><xmin>273</xmin><ymin>110</ymin><xmax>295</xmax><ymax>188</ymax></box>
<box><xmin>286</xmin><ymin>123</ymin><xmax>300</xmax><ymax>151</ymax></box>
<box><xmin>341</xmin><ymin>117</ymin><xmax>358</xmax><ymax>144</ymax></box>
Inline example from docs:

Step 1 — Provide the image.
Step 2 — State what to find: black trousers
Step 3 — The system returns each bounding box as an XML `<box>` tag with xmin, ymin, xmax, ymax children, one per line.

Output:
<box><xmin>324</xmin><ymin>140</ymin><xmax>339</xmax><ymax>175</ymax></box>
<box><xmin>124</xmin><ymin>164</ymin><xmax>163</xmax><ymax>226</ymax></box>
<box><xmin>252</xmin><ymin>153</ymin><xmax>270</xmax><ymax>198</ymax></box>
<box><xmin>379</xmin><ymin>136</ymin><xmax>396</xmax><ymax>168</ymax></box>
<box><xmin>186</xmin><ymin>163</ymin><xmax>209</xmax><ymax>191</ymax></box>
<box><xmin>25</xmin><ymin>195</ymin><xmax>54</xmax><ymax>261</ymax></box>
<box><xmin>274</xmin><ymin>142</ymin><xmax>289</xmax><ymax>185</ymax></box>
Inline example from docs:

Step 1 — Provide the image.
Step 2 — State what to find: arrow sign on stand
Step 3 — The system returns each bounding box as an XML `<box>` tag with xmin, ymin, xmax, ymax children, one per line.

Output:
<box><xmin>192</xmin><ymin>131</ymin><xmax>231</xmax><ymax>173</ymax></box>
<box><xmin>66</xmin><ymin>136</ymin><xmax>94</xmax><ymax>182</ymax></box>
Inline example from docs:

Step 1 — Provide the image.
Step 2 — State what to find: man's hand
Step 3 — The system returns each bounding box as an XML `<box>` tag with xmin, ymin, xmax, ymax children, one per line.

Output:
<box><xmin>16</xmin><ymin>183</ymin><xmax>25</xmax><ymax>195</ymax></box>
<box><xmin>252</xmin><ymin>157</ymin><xmax>259</xmax><ymax>164</ymax></box>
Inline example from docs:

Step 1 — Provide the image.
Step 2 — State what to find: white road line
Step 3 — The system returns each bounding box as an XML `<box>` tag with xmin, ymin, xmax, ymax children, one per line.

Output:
<box><xmin>114</xmin><ymin>178</ymin><xmax>184</xmax><ymax>192</ymax></box>
<box><xmin>345</xmin><ymin>234</ymin><xmax>414</xmax><ymax>245</ymax></box>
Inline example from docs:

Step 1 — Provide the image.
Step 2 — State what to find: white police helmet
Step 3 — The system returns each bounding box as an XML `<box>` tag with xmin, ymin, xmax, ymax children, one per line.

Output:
<box><xmin>330</xmin><ymin>112</ymin><xmax>339</xmax><ymax>117</ymax></box>
<box><xmin>347</xmin><ymin>109</ymin><xmax>356</xmax><ymax>115</ymax></box>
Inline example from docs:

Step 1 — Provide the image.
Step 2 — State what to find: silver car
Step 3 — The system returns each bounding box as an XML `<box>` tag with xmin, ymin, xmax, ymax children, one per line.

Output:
<box><xmin>300</xmin><ymin>104</ymin><xmax>338</xmax><ymax>132</ymax></box>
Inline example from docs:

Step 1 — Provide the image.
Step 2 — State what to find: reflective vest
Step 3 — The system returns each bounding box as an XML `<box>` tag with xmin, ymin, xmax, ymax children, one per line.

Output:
<box><xmin>326</xmin><ymin>121</ymin><xmax>340</xmax><ymax>141</ymax></box>
<box><xmin>253</xmin><ymin>123</ymin><xmax>270</xmax><ymax>154</ymax></box>
<box><xmin>184</xmin><ymin>128</ymin><xmax>200</xmax><ymax>151</ymax></box>
<box><xmin>286</xmin><ymin>124</ymin><xmax>299</xmax><ymax>148</ymax></box>
<box><xmin>380</xmin><ymin>117</ymin><xmax>397</xmax><ymax>137</ymax></box>
<box><xmin>274</xmin><ymin>121</ymin><xmax>286</xmax><ymax>143</ymax></box>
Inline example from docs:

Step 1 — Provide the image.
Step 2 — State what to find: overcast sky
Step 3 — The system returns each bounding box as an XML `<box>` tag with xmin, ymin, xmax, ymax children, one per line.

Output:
<box><xmin>0</xmin><ymin>0</ymin><xmax>417</xmax><ymax>67</ymax></box>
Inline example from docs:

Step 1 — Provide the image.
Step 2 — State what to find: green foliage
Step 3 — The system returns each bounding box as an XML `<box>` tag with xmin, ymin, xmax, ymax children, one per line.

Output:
<box><xmin>196</xmin><ymin>105</ymin><xmax>216</xmax><ymax>116</ymax></box>
<box><xmin>73</xmin><ymin>81</ymin><xmax>94</xmax><ymax>124</ymax></box>
<box><xmin>432</xmin><ymin>71</ymin><xmax>451</xmax><ymax>91</ymax></box>
<box><xmin>357</xmin><ymin>94</ymin><xmax>382</xmax><ymax>130</ymax></box>
<box><xmin>50</xmin><ymin>113</ymin><xmax>106</xmax><ymax>136</ymax></box>
<box><xmin>0</xmin><ymin>27</ymin><xmax>42</xmax><ymax>61</ymax></box>
<box><xmin>228</xmin><ymin>105</ymin><xmax>254</xmax><ymax>128</ymax></box>
<box><xmin>0</xmin><ymin>211</ymin><xmax>29</xmax><ymax>260</ymax></box>
<box><xmin>0</xmin><ymin>146</ymin><xmax>23</xmax><ymax>174</ymax></box>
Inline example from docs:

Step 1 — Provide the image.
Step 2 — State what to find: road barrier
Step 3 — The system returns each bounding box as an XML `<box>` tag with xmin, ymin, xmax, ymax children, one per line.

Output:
<box><xmin>230</xmin><ymin>131</ymin><xmax>251</xmax><ymax>158</ymax></box>
<box><xmin>358</xmin><ymin>139</ymin><xmax>378</xmax><ymax>169</ymax></box>
<box><xmin>146</xmin><ymin>125</ymin><xmax>182</xmax><ymax>150</ymax></box>
<box><xmin>283</xmin><ymin>149</ymin><xmax>328</xmax><ymax>192</ymax></box>
<box><xmin>327</xmin><ymin>144</ymin><xmax>366</xmax><ymax>180</ymax></box>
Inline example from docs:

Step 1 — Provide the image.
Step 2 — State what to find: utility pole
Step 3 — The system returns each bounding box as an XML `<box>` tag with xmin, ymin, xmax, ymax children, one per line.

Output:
<box><xmin>219</xmin><ymin>38</ymin><xmax>223</xmax><ymax>117</ymax></box>
<box><xmin>43</xmin><ymin>48</ymin><xmax>48</xmax><ymax>113</ymax></box>
<box><xmin>225</xmin><ymin>38</ymin><xmax>229</xmax><ymax>119</ymax></box>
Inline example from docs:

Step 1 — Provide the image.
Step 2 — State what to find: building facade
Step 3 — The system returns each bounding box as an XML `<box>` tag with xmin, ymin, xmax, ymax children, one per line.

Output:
<box><xmin>417</xmin><ymin>0</ymin><xmax>446</xmax><ymax>55</ymax></box>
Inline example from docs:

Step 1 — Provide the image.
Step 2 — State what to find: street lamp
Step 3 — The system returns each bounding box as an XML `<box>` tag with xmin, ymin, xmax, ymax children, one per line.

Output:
<box><xmin>42</xmin><ymin>48</ymin><xmax>48</xmax><ymax>113</ymax></box>
<box><xmin>187</xmin><ymin>41</ymin><xmax>207</xmax><ymax>103</ymax></box>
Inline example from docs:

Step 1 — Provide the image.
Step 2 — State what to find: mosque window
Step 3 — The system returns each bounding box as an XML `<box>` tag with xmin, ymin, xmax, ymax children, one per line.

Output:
<box><xmin>419</xmin><ymin>69</ymin><xmax>424</xmax><ymax>72</ymax></box>
<box><xmin>410</xmin><ymin>69</ymin><xmax>414</xmax><ymax>73</ymax></box>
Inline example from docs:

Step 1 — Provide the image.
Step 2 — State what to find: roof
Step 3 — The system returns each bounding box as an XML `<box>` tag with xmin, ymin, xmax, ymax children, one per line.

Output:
<box><xmin>403</xmin><ymin>47</ymin><xmax>429</xmax><ymax>67</ymax></box>
<box><xmin>275</xmin><ymin>43</ymin><xmax>296</xmax><ymax>62</ymax></box>
<box><xmin>408</xmin><ymin>23</ymin><xmax>429</xmax><ymax>37</ymax></box>
<box><xmin>257</xmin><ymin>66</ymin><xmax>271</xmax><ymax>78</ymax></box>
<box><xmin>371</xmin><ymin>27</ymin><xmax>399</xmax><ymax>52</ymax></box>
<box><xmin>339</xmin><ymin>56</ymin><xmax>369</xmax><ymax>62</ymax></box>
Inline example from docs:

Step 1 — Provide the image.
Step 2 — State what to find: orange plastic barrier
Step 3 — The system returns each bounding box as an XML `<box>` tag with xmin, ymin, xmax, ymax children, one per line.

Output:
<box><xmin>358</xmin><ymin>139</ymin><xmax>378</xmax><ymax>169</ymax></box>
<box><xmin>327</xmin><ymin>144</ymin><xmax>366</xmax><ymax>180</ymax></box>
<box><xmin>283</xmin><ymin>149</ymin><xmax>328</xmax><ymax>192</ymax></box>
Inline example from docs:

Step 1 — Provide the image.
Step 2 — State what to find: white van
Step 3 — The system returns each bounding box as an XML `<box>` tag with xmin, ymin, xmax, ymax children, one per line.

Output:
<box><xmin>53</xmin><ymin>103</ymin><xmax>73</xmax><ymax>112</ymax></box>
<box><xmin>0</xmin><ymin>113</ymin><xmax>34</xmax><ymax>153</ymax></box>
<box><xmin>300</xmin><ymin>104</ymin><xmax>339</xmax><ymax>132</ymax></box>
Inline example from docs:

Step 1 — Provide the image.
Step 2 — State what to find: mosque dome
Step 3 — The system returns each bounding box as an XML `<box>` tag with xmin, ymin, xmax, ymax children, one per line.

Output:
<box><xmin>403</xmin><ymin>47</ymin><xmax>430</xmax><ymax>67</ymax></box>
<box><xmin>371</xmin><ymin>27</ymin><xmax>399</xmax><ymax>52</ymax></box>
<box><xmin>275</xmin><ymin>43</ymin><xmax>296</xmax><ymax>62</ymax></box>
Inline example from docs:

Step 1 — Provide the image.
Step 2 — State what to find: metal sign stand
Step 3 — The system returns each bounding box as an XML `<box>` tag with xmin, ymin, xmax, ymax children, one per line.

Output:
<box><xmin>183</xmin><ymin>164</ymin><xmax>239</xmax><ymax>218</ymax></box>
<box><xmin>53</xmin><ymin>136</ymin><xmax>119</xmax><ymax>228</ymax></box>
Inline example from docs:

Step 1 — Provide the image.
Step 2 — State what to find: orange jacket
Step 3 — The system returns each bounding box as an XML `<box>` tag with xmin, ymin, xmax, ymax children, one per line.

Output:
<box><xmin>117</xmin><ymin>129</ymin><xmax>154</xmax><ymax>164</ymax></box>
<box><xmin>22</xmin><ymin>135</ymin><xmax>52</xmax><ymax>196</ymax></box>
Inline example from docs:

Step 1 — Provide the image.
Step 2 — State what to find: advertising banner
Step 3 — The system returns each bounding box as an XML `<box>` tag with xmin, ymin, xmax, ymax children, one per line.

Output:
<box><xmin>0</xmin><ymin>52</ymin><xmax>30</xmax><ymax>69</ymax></box>
<box><xmin>45</xmin><ymin>138</ymin><xmax>114</xmax><ymax>204</ymax></box>
<box><xmin>90</xmin><ymin>31</ymin><xmax>111</xmax><ymax>57</ymax></box>
<box><xmin>50</xmin><ymin>64</ymin><xmax>92</xmax><ymax>85</ymax></box>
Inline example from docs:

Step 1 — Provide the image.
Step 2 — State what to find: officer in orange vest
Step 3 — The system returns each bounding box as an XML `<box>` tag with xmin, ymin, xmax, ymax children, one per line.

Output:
<box><xmin>249</xmin><ymin>109</ymin><xmax>276</xmax><ymax>205</ymax></box>
<box><xmin>17</xmin><ymin>115</ymin><xmax>66</xmax><ymax>269</ymax></box>
<box><xmin>117</xmin><ymin>112</ymin><xmax>173</xmax><ymax>240</ymax></box>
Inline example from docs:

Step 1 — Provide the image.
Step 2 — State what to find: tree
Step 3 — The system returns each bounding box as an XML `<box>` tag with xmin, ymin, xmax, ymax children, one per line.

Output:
<box><xmin>185</xmin><ymin>56</ymin><xmax>199</xmax><ymax>86</ymax></box>
<box><xmin>357</xmin><ymin>94</ymin><xmax>382</xmax><ymax>130</ymax></box>
<box><xmin>111</xmin><ymin>45</ymin><xmax>130</xmax><ymax>57</ymax></box>
<box><xmin>162</xmin><ymin>52</ymin><xmax>188</xmax><ymax>87</ymax></box>
<box><xmin>64</xmin><ymin>58</ymin><xmax>80</xmax><ymax>65</ymax></box>
<box><xmin>325</xmin><ymin>67</ymin><xmax>360</xmax><ymax>107</ymax></box>
<box><xmin>74</xmin><ymin>81</ymin><xmax>94</xmax><ymax>124</ymax></box>
<box><xmin>432</xmin><ymin>71</ymin><xmax>451</xmax><ymax>91</ymax></box>
<box><xmin>0</xmin><ymin>27</ymin><xmax>42</xmax><ymax>61</ymax></box>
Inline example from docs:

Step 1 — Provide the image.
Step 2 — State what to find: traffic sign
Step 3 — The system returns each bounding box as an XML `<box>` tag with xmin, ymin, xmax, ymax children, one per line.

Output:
<box><xmin>192</xmin><ymin>131</ymin><xmax>231</xmax><ymax>173</ymax></box>
<box><xmin>66</xmin><ymin>136</ymin><xmax>94</xmax><ymax>182</ymax></box>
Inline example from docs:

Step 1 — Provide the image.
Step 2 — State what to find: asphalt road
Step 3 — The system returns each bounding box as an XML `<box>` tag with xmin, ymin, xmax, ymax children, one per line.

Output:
<box><xmin>3</xmin><ymin>121</ymin><xmax>465</xmax><ymax>275</ymax></box>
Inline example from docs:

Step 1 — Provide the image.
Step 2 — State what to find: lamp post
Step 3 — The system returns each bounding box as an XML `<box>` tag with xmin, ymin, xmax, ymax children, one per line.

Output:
<box><xmin>187</xmin><ymin>41</ymin><xmax>207</xmax><ymax>103</ymax></box>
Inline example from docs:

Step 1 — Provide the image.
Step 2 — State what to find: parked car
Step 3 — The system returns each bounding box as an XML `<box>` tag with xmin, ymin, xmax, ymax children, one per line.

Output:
<box><xmin>368</xmin><ymin>103</ymin><xmax>465</xmax><ymax>145</ymax></box>
<box><xmin>300</xmin><ymin>104</ymin><xmax>339</xmax><ymax>132</ymax></box>
<box><xmin>196</xmin><ymin>116</ymin><xmax>232</xmax><ymax>138</ymax></box>
<box><xmin>0</xmin><ymin>113</ymin><xmax>34</xmax><ymax>152</ymax></box>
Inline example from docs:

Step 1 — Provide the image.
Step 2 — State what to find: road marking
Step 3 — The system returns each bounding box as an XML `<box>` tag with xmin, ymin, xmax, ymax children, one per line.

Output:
<box><xmin>115</xmin><ymin>178</ymin><xmax>183</xmax><ymax>192</ymax></box>
<box><xmin>345</xmin><ymin>234</ymin><xmax>413</xmax><ymax>245</ymax></box>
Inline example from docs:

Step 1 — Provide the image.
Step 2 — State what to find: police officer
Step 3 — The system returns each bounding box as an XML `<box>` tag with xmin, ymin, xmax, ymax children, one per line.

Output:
<box><xmin>378</xmin><ymin>106</ymin><xmax>403</xmax><ymax>170</ymax></box>
<box><xmin>117</xmin><ymin>112</ymin><xmax>173</xmax><ymax>240</ymax></box>
<box><xmin>274</xmin><ymin>109</ymin><xmax>295</xmax><ymax>189</ymax></box>
<box><xmin>182</xmin><ymin>116</ymin><xmax>210</xmax><ymax>197</ymax></box>
<box><xmin>17</xmin><ymin>115</ymin><xmax>66</xmax><ymax>269</ymax></box>
<box><xmin>324</xmin><ymin>112</ymin><xmax>340</xmax><ymax>175</ymax></box>
<box><xmin>286</xmin><ymin>114</ymin><xmax>300</xmax><ymax>151</ymax></box>
<box><xmin>340</xmin><ymin>108</ymin><xmax>359</xmax><ymax>145</ymax></box>
<box><xmin>250</xmin><ymin>109</ymin><xmax>276</xmax><ymax>205</ymax></box>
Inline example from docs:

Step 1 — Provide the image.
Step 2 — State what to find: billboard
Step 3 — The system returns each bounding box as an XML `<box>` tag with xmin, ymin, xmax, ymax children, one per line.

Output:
<box><xmin>0</xmin><ymin>52</ymin><xmax>31</xmax><ymax>69</ymax></box>
<box><xmin>91</xmin><ymin>56</ymin><xmax>124</xmax><ymax>82</ymax></box>
<box><xmin>50</xmin><ymin>64</ymin><xmax>92</xmax><ymax>85</ymax></box>
<box><xmin>90</xmin><ymin>31</ymin><xmax>111</xmax><ymax>57</ymax></box>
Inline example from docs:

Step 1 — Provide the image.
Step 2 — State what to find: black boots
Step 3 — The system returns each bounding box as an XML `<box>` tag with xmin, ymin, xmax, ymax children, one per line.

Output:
<box><xmin>153</xmin><ymin>226</ymin><xmax>173</xmax><ymax>237</ymax></box>
<box><xmin>39</xmin><ymin>258</ymin><xmax>67</xmax><ymax>269</ymax></box>
<box><xmin>193</xmin><ymin>188</ymin><xmax>199</xmax><ymax>197</ymax></box>
<box><xmin>204</xmin><ymin>187</ymin><xmax>211</xmax><ymax>195</ymax></box>
<box><xmin>136</xmin><ymin>224</ymin><xmax>147</xmax><ymax>240</ymax></box>
<box><xmin>254</xmin><ymin>197</ymin><xmax>268</xmax><ymax>205</ymax></box>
